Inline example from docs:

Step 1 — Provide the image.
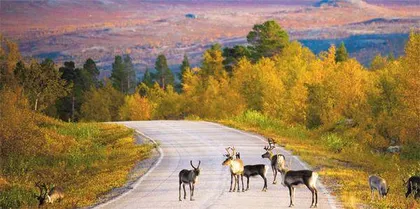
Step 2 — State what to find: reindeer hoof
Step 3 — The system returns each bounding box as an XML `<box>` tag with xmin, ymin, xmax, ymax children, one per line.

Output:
<box><xmin>273</xmin><ymin>181</ymin><xmax>277</xmax><ymax>184</ymax></box>
<box><xmin>229</xmin><ymin>189</ymin><xmax>232</xmax><ymax>192</ymax></box>
<box><xmin>190</xmin><ymin>198</ymin><xmax>195</xmax><ymax>201</ymax></box>
<box><xmin>289</xmin><ymin>204</ymin><xmax>294</xmax><ymax>207</ymax></box>
<box><xmin>179</xmin><ymin>199</ymin><xmax>182</xmax><ymax>201</ymax></box>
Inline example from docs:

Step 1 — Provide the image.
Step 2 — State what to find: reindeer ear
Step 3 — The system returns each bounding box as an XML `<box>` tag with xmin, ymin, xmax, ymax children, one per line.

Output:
<box><xmin>198</xmin><ymin>160</ymin><xmax>201</xmax><ymax>169</ymax></box>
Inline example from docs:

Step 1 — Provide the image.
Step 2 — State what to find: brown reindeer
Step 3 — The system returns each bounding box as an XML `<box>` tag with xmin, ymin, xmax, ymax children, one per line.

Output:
<box><xmin>261</xmin><ymin>138</ymin><xmax>286</xmax><ymax>184</ymax></box>
<box><xmin>35</xmin><ymin>182</ymin><xmax>64</xmax><ymax>206</ymax></box>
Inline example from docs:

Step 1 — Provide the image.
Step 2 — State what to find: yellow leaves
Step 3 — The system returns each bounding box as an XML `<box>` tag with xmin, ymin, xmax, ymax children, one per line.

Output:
<box><xmin>119</xmin><ymin>94</ymin><xmax>152</xmax><ymax>121</ymax></box>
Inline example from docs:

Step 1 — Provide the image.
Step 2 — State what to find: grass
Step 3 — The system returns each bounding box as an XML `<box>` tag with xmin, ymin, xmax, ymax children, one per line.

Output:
<box><xmin>219</xmin><ymin>110</ymin><xmax>420</xmax><ymax>209</ymax></box>
<box><xmin>0</xmin><ymin>113</ymin><xmax>154</xmax><ymax>208</ymax></box>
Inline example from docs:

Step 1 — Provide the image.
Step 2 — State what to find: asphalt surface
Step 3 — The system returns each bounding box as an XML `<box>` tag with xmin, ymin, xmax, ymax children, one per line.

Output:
<box><xmin>96</xmin><ymin>121</ymin><xmax>339</xmax><ymax>209</ymax></box>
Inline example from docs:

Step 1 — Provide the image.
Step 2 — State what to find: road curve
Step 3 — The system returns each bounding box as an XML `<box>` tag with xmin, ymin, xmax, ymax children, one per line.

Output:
<box><xmin>96</xmin><ymin>121</ymin><xmax>340</xmax><ymax>209</ymax></box>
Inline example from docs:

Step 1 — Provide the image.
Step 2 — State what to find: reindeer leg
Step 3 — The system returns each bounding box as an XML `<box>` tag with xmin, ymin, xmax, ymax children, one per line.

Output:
<box><xmin>183</xmin><ymin>184</ymin><xmax>186</xmax><ymax>199</ymax></box>
<box><xmin>189</xmin><ymin>182</ymin><xmax>194</xmax><ymax>201</ymax></box>
<box><xmin>236</xmin><ymin>175</ymin><xmax>240</xmax><ymax>192</ymax></box>
<box><xmin>309</xmin><ymin>187</ymin><xmax>314</xmax><ymax>208</ymax></box>
<box><xmin>273</xmin><ymin>166</ymin><xmax>277</xmax><ymax>184</ymax></box>
<box><xmin>246</xmin><ymin>176</ymin><xmax>250</xmax><ymax>191</ymax></box>
<box><xmin>288</xmin><ymin>186</ymin><xmax>294</xmax><ymax>207</ymax></box>
<box><xmin>262</xmin><ymin>174</ymin><xmax>268</xmax><ymax>192</ymax></box>
<box><xmin>179</xmin><ymin>182</ymin><xmax>182</xmax><ymax>201</ymax></box>
<box><xmin>241</xmin><ymin>175</ymin><xmax>244</xmax><ymax>192</ymax></box>
<box><xmin>229</xmin><ymin>174</ymin><xmax>233</xmax><ymax>192</ymax></box>
<box><xmin>191</xmin><ymin>184</ymin><xmax>195</xmax><ymax>199</ymax></box>
<box><xmin>314</xmin><ymin>187</ymin><xmax>318</xmax><ymax>208</ymax></box>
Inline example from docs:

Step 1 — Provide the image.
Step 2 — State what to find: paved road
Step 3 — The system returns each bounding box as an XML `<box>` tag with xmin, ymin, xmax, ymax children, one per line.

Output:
<box><xmin>97</xmin><ymin>121</ymin><xmax>339</xmax><ymax>209</ymax></box>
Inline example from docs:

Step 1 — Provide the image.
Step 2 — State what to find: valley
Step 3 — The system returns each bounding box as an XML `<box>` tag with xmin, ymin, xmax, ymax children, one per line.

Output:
<box><xmin>1</xmin><ymin>0</ymin><xmax>419</xmax><ymax>76</ymax></box>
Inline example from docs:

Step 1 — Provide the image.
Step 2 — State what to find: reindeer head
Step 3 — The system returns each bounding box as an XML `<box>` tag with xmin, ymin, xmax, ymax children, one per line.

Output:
<box><xmin>261</xmin><ymin>138</ymin><xmax>275</xmax><ymax>159</ymax></box>
<box><xmin>190</xmin><ymin>160</ymin><xmax>201</xmax><ymax>176</ymax></box>
<box><xmin>35</xmin><ymin>182</ymin><xmax>48</xmax><ymax>206</ymax></box>
<box><xmin>222</xmin><ymin>147</ymin><xmax>236</xmax><ymax>166</ymax></box>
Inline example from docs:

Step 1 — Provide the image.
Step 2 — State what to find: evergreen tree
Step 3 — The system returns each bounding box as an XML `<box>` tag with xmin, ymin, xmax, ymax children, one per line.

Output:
<box><xmin>154</xmin><ymin>54</ymin><xmax>174</xmax><ymax>90</ymax></box>
<box><xmin>57</xmin><ymin>61</ymin><xmax>79</xmax><ymax>121</ymax></box>
<box><xmin>142</xmin><ymin>67</ymin><xmax>154</xmax><ymax>87</ymax></box>
<box><xmin>335</xmin><ymin>42</ymin><xmax>349</xmax><ymax>62</ymax></box>
<box><xmin>222</xmin><ymin>45</ymin><xmax>252</xmax><ymax>74</ymax></box>
<box><xmin>246</xmin><ymin>20</ymin><xmax>289</xmax><ymax>59</ymax></box>
<box><xmin>82</xmin><ymin>58</ymin><xmax>100</xmax><ymax>88</ymax></box>
<box><xmin>110</xmin><ymin>55</ymin><xmax>126</xmax><ymax>93</ymax></box>
<box><xmin>179</xmin><ymin>54</ymin><xmax>191</xmax><ymax>83</ymax></box>
<box><xmin>123</xmin><ymin>54</ymin><xmax>136</xmax><ymax>94</ymax></box>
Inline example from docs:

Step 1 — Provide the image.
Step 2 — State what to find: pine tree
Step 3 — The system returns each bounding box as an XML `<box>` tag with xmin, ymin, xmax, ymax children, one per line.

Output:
<box><xmin>142</xmin><ymin>67</ymin><xmax>154</xmax><ymax>87</ymax></box>
<box><xmin>110</xmin><ymin>55</ymin><xmax>126</xmax><ymax>93</ymax></box>
<box><xmin>82</xmin><ymin>58</ymin><xmax>100</xmax><ymax>88</ymax></box>
<box><xmin>335</xmin><ymin>42</ymin><xmax>349</xmax><ymax>62</ymax></box>
<box><xmin>246</xmin><ymin>20</ymin><xmax>289</xmax><ymax>59</ymax></box>
<box><xmin>179</xmin><ymin>54</ymin><xmax>190</xmax><ymax>83</ymax></box>
<box><xmin>154</xmin><ymin>54</ymin><xmax>174</xmax><ymax>90</ymax></box>
<box><xmin>123</xmin><ymin>54</ymin><xmax>136</xmax><ymax>94</ymax></box>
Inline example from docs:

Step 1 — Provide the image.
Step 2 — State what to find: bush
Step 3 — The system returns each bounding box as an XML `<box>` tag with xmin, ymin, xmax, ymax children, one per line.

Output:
<box><xmin>321</xmin><ymin>133</ymin><xmax>350</xmax><ymax>153</ymax></box>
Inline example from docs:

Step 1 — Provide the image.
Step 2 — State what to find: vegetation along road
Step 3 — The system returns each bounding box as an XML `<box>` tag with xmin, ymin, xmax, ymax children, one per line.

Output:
<box><xmin>97</xmin><ymin>121</ymin><xmax>340</xmax><ymax>209</ymax></box>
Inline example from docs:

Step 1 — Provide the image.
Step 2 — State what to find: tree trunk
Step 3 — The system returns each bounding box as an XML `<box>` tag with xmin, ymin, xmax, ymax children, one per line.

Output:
<box><xmin>71</xmin><ymin>95</ymin><xmax>75</xmax><ymax>122</ymax></box>
<box><xmin>34</xmin><ymin>98</ymin><xmax>38</xmax><ymax>111</ymax></box>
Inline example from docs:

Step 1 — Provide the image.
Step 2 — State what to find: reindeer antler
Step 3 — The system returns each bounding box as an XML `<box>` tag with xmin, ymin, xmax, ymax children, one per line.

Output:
<box><xmin>265</xmin><ymin>138</ymin><xmax>275</xmax><ymax>151</ymax></box>
<box><xmin>225</xmin><ymin>147</ymin><xmax>235</xmax><ymax>157</ymax></box>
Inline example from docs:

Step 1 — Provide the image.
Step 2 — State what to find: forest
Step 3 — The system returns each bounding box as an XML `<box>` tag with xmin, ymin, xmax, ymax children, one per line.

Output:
<box><xmin>0</xmin><ymin>20</ymin><xmax>419</xmax><ymax>208</ymax></box>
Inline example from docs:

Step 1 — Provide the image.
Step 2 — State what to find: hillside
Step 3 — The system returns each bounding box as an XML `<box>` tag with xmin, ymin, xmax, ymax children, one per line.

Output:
<box><xmin>0</xmin><ymin>93</ymin><xmax>154</xmax><ymax>208</ymax></box>
<box><xmin>0</xmin><ymin>0</ymin><xmax>418</xmax><ymax>74</ymax></box>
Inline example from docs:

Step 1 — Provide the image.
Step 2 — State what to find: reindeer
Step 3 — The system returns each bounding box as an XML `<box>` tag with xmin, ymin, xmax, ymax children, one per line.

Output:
<box><xmin>261</xmin><ymin>138</ymin><xmax>286</xmax><ymax>184</ymax></box>
<box><xmin>279</xmin><ymin>167</ymin><xmax>319</xmax><ymax>208</ymax></box>
<box><xmin>404</xmin><ymin>176</ymin><xmax>420</xmax><ymax>199</ymax></box>
<box><xmin>35</xmin><ymin>182</ymin><xmax>64</xmax><ymax>206</ymax></box>
<box><xmin>235</xmin><ymin>151</ymin><xmax>268</xmax><ymax>191</ymax></box>
<box><xmin>222</xmin><ymin>147</ymin><xmax>244</xmax><ymax>192</ymax></box>
<box><xmin>179</xmin><ymin>160</ymin><xmax>201</xmax><ymax>201</ymax></box>
<box><xmin>368</xmin><ymin>175</ymin><xmax>389</xmax><ymax>199</ymax></box>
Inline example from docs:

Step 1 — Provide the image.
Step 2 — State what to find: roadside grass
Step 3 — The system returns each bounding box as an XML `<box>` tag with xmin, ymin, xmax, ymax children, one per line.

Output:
<box><xmin>219</xmin><ymin>111</ymin><xmax>419</xmax><ymax>209</ymax></box>
<box><xmin>0</xmin><ymin>113</ymin><xmax>153</xmax><ymax>208</ymax></box>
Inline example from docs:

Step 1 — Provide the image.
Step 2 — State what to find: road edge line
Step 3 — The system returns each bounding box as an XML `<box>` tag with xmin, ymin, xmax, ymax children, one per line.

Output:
<box><xmin>95</xmin><ymin>129</ymin><xmax>164</xmax><ymax>208</ymax></box>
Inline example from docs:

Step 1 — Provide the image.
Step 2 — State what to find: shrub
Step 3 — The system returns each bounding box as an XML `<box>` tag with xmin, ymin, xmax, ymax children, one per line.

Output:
<box><xmin>321</xmin><ymin>133</ymin><xmax>350</xmax><ymax>153</ymax></box>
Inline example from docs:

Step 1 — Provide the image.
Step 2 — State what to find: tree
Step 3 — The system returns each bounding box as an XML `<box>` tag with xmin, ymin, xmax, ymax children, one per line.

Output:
<box><xmin>141</xmin><ymin>67</ymin><xmax>154</xmax><ymax>87</ymax></box>
<box><xmin>201</xmin><ymin>44</ymin><xmax>225</xmax><ymax>79</ymax></box>
<box><xmin>57</xmin><ymin>61</ymin><xmax>79</xmax><ymax>121</ymax></box>
<box><xmin>123</xmin><ymin>54</ymin><xmax>136</xmax><ymax>94</ymax></box>
<box><xmin>82</xmin><ymin>58</ymin><xmax>100</xmax><ymax>89</ymax></box>
<box><xmin>335</xmin><ymin>42</ymin><xmax>349</xmax><ymax>62</ymax></box>
<box><xmin>397</xmin><ymin>31</ymin><xmax>420</xmax><ymax>143</ymax></box>
<box><xmin>81</xmin><ymin>81</ymin><xmax>124</xmax><ymax>122</ymax></box>
<box><xmin>246</xmin><ymin>20</ymin><xmax>289</xmax><ymax>59</ymax></box>
<box><xmin>110</xmin><ymin>55</ymin><xmax>125</xmax><ymax>93</ymax></box>
<box><xmin>0</xmin><ymin>36</ymin><xmax>21</xmax><ymax>88</ymax></box>
<box><xmin>222</xmin><ymin>45</ymin><xmax>252</xmax><ymax>74</ymax></box>
<box><xmin>119</xmin><ymin>93</ymin><xmax>152</xmax><ymax>121</ymax></box>
<box><xmin>14</xmin><ymin>58</ymin><xmax>68</xmax><ymax>112</ymax></box>
<box><xmin>179</xmin><ymin>54</ymin><xmax>191</xmax><ymax>83</ymax></box>
<box><xmin>154</xmin><ymin>54</ymin><xmax>174</xmax><ymax>90</ymax></box>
